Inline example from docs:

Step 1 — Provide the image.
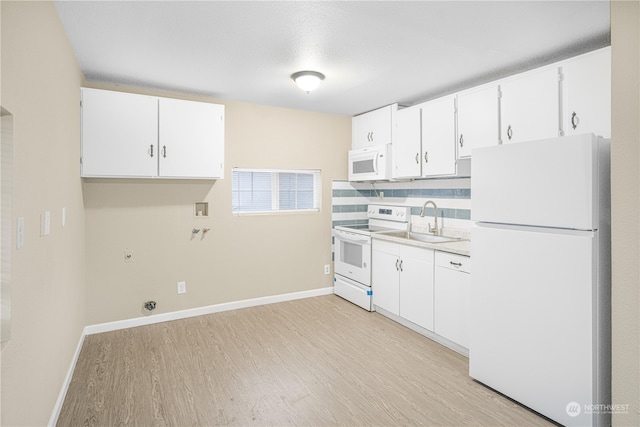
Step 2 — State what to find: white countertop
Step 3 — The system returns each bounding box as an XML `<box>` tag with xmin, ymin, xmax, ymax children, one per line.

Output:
<box><xmin>372</xmin><ymin>228</ymin><xmax>471</xmax><ymax>257</ymax></box>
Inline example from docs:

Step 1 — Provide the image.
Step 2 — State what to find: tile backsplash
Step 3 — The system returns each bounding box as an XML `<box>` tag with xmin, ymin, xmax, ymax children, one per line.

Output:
<box><xmin>332</xmin><ymin>178</ymin><xmax>472</xmax><ymax>231</ymax></box>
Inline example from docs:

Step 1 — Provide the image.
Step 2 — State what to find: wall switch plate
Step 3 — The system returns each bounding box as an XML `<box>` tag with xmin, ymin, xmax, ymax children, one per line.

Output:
<box><xmin>177</xmin><ymin>281</ymin><xmax>187</xmax><ymax>294</ymax></box>
<box><xmin>62</xmin><ymin>207</ymin><xmax>66</xmax><ymax>227</ymax></box>
<box><xmin>41</xmin><ymin>211</ymin><xmax>51</xmax><ymax>236</ymax></box>
<box><xmin>324</xmin><ymin>264</ymin><xmax>331</xmax><ymax>275</ymax></box>
<box><xmin>16</xmin><ymin>217</ymin><xmax>24</xmax><ymax>249</ymax></box>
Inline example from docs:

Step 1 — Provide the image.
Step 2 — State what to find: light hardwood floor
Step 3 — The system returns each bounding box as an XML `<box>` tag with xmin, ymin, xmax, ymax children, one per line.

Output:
<box><xmin>57</xmin><ymin>295</ymin><xmax>555</xmax><ymax>426</ymax></box>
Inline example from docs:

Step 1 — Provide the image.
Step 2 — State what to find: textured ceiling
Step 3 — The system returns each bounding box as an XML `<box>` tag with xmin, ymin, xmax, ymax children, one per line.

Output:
<box><xmin>54</xmin><ymin>1</ymin><xmax>610</xmax><ymax>116</ymax></box>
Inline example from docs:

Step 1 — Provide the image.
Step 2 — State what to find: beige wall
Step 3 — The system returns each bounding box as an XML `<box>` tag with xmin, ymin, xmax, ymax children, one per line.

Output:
<box><xmin>0</xmin><ymin>1</ymin><xmax>86</xmax><ymax>425</ymax></box>
<box><xmin>82</xmin><ymin>84</ymin><xmax>351</xmax><ymax>324</ymax></box>
<box><xmin>611</xmin><ymin>1</ymin><xmax>640</xmax><ymax>425</ymax></box>
<box><xmin>1</xmin><ymin>0</ymin><xmax>638</xmax><ymax>425</ymax></box>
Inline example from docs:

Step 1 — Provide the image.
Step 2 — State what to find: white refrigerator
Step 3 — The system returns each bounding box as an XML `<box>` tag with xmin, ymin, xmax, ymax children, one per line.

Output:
<box><xmin>469</xmin><ymin>133</ymin><xmax>611</xmax><ymax>427</ymax></box>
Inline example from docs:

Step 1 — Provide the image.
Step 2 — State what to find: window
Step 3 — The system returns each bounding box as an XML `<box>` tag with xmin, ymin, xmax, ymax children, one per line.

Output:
<box><xmin>232</xmin><ymin>168</ymin><xmax>321</xmax><ymax>214</ymax></box>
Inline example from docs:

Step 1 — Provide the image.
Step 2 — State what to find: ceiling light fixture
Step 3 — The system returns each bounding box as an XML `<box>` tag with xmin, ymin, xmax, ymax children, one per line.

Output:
<box><xmin>291</xmin><ymin>71</ymin><xmax>325</xmax><ymax>93</ymax></box>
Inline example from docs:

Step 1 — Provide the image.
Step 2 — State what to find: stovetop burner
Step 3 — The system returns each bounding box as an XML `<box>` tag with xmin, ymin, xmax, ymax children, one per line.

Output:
<box><xmin>334</xmin><ymin>204</ymin><xmax>411</xmax><ymax>236</ymax></box>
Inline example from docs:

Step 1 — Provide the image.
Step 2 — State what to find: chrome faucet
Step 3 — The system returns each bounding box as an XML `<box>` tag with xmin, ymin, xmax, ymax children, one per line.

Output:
<box><xmin>420</xmin><ymin>200</ymin><xmax>439</xmax><ymax>235</ymax></box>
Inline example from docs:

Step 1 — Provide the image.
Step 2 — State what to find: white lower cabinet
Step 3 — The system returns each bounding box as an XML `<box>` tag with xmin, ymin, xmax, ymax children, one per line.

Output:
<box><xmin>372</xmin><ymin>240</ymin><xmax>435</xmax><ymax>331</ymax></box>
<box><xmin>373</xmin><ymin>238</ymin><xmax>471</xmax><ymax>353</ymax></box>
<box><xmin>434</xmin><ymin>252</ymin><xmax>471</xmax><ymax>348</ymax></box>
<box><xmin>399</xmin><ymin>245</ymin><xmax>435</xmax><ymax>331</ymax></box>
<box><xmin>372</xmin><ymin>242</ymin><xmax>401</xmax><ymax>315</ymax></box>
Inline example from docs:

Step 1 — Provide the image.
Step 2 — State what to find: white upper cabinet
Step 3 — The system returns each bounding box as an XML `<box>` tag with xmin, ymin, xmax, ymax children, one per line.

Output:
<box><xmin>352</xmin><ymin>104</ymin><xmax>397</xmax><ymax>149</ymax></box>
<box><xmin>81</xmin><ymin>88</ymin><xmax>225</xmax><ymax>179</ymax></box>
<box><xmin>81</xmin><ymin>88</ymin><xmax>158</xmax><ymax>177</ymax></box>
<box><xmin>355</xmin><ymin>47</ymin><xmax>609</xmax><ymax>168</ymax></box>
<box><xmin>561</xmin><ymin>47</ymin><xmax>611</xmax><ymax>138</ymax></box>
<box><xmin>500</xmin><ymin>67</ymin><xmax>561</xmax><ymax>144</ymax></box>
<box><xmin>421</xmin><ymin>95</ymin><xmax>457</xmax><ymax>177</ymax></box>
<box><xmin>392</xmin><ymin>106</ymin><xmax>422</xmax><ymax>179</ymax></box>
<box><xmin>457</xmin><ymin>85</ymin><xmax>500</xmax><ymax>158</ymax></box>
<box><xmin>158</xmin><ymin>97</ymin><xmax>225</xmax><ymax>179</ymax></box>
<box><xmin>392</xmin><ymin>96</ymin><xmax>457</xmax><ymax>179</ymax></box>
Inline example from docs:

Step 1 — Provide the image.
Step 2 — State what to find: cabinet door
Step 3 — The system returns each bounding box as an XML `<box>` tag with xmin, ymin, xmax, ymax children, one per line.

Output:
<box><xmin>372</xmin><ymin>241</ymin><xmax>400</xmax><ymax>315</ymax></box>
<box><xmin>399</xmin><ymin>245</ymin><xmax>435</xmax><ymax>331</ymax></box>
<box><xmin>500</xmin><ymin>67</ymin><xmax>560</xmax><ymax>144</ymax></box>
<box><xmin>457</xmin><ymin>86</ymin><xmax>499</xmax><ymax>158</ymax></box>
<box><xmin>81</xmin><ymin>88</ymin><xmax>158</xmax><ymax>177</ymax></box>
<box><xmin>421</xmin><ymin>95</ymin><xmax>456</xmax><ymax>177</ymax></box>
<box><xmin>352</xmin><ymin>104</ymin><xmax>396</xmax><ymax>149</ymax></box>
<box><xmin>562</xmin><ymin>47</ymin><xmax>611</xmax><ymax>138</ymax></box>
<box><xmin>434</xmin><ymin>252</ymin><xmax>470</xmax><ymax>348</ymax></box>
<box><xmin>393</xmin><ymin>107</ymin><xmax>421</xmax><ymax>179</ymax></box>
<box><xmin>159</xmin><ymin>98</ymin><xmax>225</xmax><ymax>179</ymax></box>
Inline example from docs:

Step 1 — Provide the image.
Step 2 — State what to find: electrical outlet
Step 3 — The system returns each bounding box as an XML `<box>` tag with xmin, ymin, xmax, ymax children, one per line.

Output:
<box><xmin>324</xmin><ymin>264</ymin><xmax>331</xmax><ymax>275</ymax></box>
<box><xmin>177</xmin><ymin>281</ymin><xmax>187</xmax><ymax>294</ymax></box>
<box><xmin>124</xmin><ymin>249</ymin><xmax>133</xmax><ymax>263</ymax></box>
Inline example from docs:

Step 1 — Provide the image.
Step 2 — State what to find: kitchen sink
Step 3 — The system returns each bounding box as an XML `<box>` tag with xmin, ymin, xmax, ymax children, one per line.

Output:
<box><xmin>381</xmin><ymin>231</ymin><xmax>464</xmax><ymax>244</ymax></box>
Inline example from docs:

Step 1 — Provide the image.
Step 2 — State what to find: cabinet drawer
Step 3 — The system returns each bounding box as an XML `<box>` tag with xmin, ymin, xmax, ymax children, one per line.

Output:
<box><xmin>436</xmin><ymin>251</ymin><xmax>470</xmax><ymax>273</ymax></box>
<box><xmin>372</xmin><ymin>239</ymin><xmax>399</xmax><ymax>255</ymax></box>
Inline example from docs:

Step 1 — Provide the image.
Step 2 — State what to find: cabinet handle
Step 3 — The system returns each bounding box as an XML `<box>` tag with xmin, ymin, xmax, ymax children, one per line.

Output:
<box><xmin>162</xmin><ymin>145</ymin><xmax>167</xmax><ymax>158</ymax></box>
<box><xmin>459</xmin><ymin>134</ymin><xmax>464</xmax><ymax>148</ymax></box>
<box><xmin>571</xmin><ymin>112</ymin><xmax>579</xmax><ymax>130</ymax></box>
<box><xmin>507</xmin><ymin>125</ymin><xmax>513</xmax><ymax>141</ymax></box>
<box><xmin>424</xmin><ymin>151</ymin><xmax>429</xmax><ymax>163</ymax></box>
<box><xmin>399</xmin><ymin>260</ymin><xmax>403</xmax><ymax>272</ymax></box>
<box><xmin>395</xmin><ymin>259</ymin><xmax>400</xmax><ymax>271</ymax></box>
<box><xmin>150</xmin><ymin>144</ymin><xmax>154</xmax><ymax>158</ymax></box>
<box><xmin>415</xmin><ymin>153</ymin><xmax>419</xmax><ymax>164</ymax></box>
<box><xmin>450</xmin><ymin>261</ymin><xmax>462</xmax><ymax>267</ymax></box>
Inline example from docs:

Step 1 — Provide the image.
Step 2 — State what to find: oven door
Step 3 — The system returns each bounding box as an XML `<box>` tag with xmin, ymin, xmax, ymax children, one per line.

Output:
<box><xmin>333</xmin><ymin>229</ymin><xmax>372</xmax><ymax>286</ymax></box>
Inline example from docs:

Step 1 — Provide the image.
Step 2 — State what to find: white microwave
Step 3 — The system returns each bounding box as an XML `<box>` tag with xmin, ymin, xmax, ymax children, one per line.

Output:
<box><xmin>348</xmin><ymin>144</ymin><xmax>392</xmax><ymax>181</ymax></box>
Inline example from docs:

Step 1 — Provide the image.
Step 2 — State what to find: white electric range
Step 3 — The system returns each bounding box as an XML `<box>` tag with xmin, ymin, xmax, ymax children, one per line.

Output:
<box><xmin>333</xmin><ymin>204</ymin><xmax>411</xmax><ymax>311</ymax></box>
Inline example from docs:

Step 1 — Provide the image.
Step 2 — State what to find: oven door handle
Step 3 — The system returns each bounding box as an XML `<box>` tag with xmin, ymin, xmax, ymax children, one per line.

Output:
<box><xmin>333</xmin><ymin>230</ymin><xmax>370</xmax><ymax>245</ymax></box>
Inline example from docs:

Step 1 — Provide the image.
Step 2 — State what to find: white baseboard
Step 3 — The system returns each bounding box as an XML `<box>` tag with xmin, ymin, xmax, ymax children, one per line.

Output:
<box><xmin>84</xmin><ymin>286</ymin><xmax>334</xmax><ymax>335</ymax></box>
<box><xmin>48</xmin><ymin>331</ymin><xmax>86</xmax><ymax>427</ymax></box>
<box><xmin>48</xmin><ymin>286</ymin><xmax>333</xmax><ymax>426</ymax></box>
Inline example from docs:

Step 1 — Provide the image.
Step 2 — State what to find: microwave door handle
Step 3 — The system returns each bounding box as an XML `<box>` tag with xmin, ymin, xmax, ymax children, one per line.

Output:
<box><xmin>373</xmin><ymin>153</ymin><xmax>379</xmax><ymax>174</ymax></box>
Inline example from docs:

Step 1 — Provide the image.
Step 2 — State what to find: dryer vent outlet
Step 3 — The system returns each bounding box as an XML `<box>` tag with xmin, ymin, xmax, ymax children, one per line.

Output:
<box><xmin>144</xmin><ymin>300</ymin><xmax>157</xmax><ymax>311</ymax></box>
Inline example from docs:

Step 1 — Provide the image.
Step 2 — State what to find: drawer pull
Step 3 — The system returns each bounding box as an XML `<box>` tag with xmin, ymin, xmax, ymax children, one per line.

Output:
<box><xmin>450</xmin><ymin>261</ymin><xmax>462</xmax><ymax>267</ymax></box>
